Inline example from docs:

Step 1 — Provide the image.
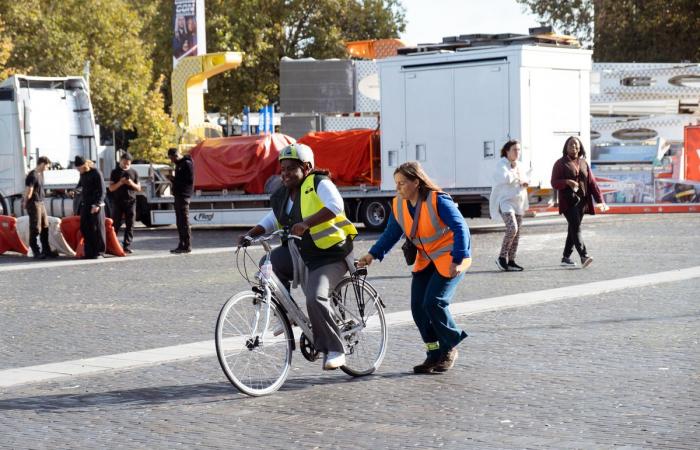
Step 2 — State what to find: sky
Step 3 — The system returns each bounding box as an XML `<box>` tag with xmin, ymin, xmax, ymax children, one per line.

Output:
<box><xmin>399</xmin><ymin>0</ymin><xmax>543</xmax><ymax>45</ymax></box>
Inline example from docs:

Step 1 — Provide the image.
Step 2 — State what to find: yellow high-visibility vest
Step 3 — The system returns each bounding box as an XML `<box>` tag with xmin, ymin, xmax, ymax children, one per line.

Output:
<box><xmin>300</xmin><ymin>175</ymin><xmax>357</xmax><ymax>249</ymax></box>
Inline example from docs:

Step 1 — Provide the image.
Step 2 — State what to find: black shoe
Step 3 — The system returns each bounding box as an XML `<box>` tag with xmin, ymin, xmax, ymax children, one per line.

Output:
<box><xmin>495</xmin><ymin>257</ymin><xmax>508</xmax><ymax>271</ymax></box>
<box><xmin>32</xmin><ymin>253</ymin><xmax>46</xmax><ymax>260</ymax></box>
<box><xmin>123</xmin><ymin>247</ymin><xmax>133</xmax><ymax>254</ymax></box>
<box><xmin>170</xmin><ymin>247</ymin><xmax>182</xmax><ymax>254</ymax></box>
<box><xmin>507</xmin><ymin>260</ymin><xmax>524</xmax><ymax>271</ymax></box>
<box><xmin>171</xmin><ymin>248</ymin><xmax>191</xmax><ymax>254</ymax></box>
<box><xmin>434</xmin><ymin>348</ymin><xmax>459</xmax><ymax>372</ymax></box>
<box><xmin>43</xmin><ymin>250</ymin><xmax>59</xmax><ymax>259</ymax></box>
<box><xmin>581</xmin><ymin>255</ymin><xmax>593</xmax><ymax>268</ymax></box>
<box><xmin>561</xmin><ymin>257</ymin><xmax>577</xmax><ymax>268</ymax></box>
<box><xmin>413</xmin><ymin>352</ymin><xmax>441</xmax><ymax>374</ymax></box>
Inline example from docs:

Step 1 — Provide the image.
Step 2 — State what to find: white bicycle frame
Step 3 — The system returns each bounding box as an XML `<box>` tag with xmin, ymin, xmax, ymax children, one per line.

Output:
<box><xmin>247</xmin><ymin>231</ymin><xmax>375</xmax><ymax>349</ymax></box>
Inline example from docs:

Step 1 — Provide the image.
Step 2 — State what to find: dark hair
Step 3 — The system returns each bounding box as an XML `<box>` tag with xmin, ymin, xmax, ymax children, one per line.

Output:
<box><xmin>394</xmin><ymin>161</ymin><xmax>441</xmax><ymax>197</ymax></box>
<box><xmin>120</xmin><ymin>152</ymin><xmax>133</xmax><ymax>161</ymax></box>
<box><xmin>500</xmin><ymin>139</ymin><xmax>519</xmax><ymax>158</ymax></box>
<box><xmin>37</xmin><ymin>156</ymin><xmax>51</xmax><ymax>166</ymax></box>
<box><xmin>167</xmin><ymin>148</ymin><xmax>178</xmax><ymax>157</ymax></box>
<box><xmin>562</xmin><ymin>136</ymin><xmax>586</xmax><ymax>159</ymax></box>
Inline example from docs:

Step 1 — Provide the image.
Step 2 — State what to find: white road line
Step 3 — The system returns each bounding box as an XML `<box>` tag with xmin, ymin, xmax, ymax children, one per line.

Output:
<box><xmin>2</xmin><ymin>265</ymin><xmax>698</xmax><ymax>389</ymax></box>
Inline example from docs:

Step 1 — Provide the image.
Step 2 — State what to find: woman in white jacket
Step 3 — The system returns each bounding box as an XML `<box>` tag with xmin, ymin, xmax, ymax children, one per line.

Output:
<box><xmin>490</xmin><ymin>140</ymin><xmax>529</xmax><ymax>271</ymax></box>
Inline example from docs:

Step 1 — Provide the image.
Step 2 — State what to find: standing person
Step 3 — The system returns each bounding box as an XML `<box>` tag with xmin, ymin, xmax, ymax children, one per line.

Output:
<box><xmin>108</xmin><ymin>152</ymin><xmax>140</xmax><ymax>254</ymax></box>
<box><xmin>74</xmin><ymin>156</ymin><xmax>106</xmax><ymax>259</ymax></box>
<box><xmin>490</xmin><ymin>140</ymin><xmax>529</xmax><ymax>271</ymax></box>
<box><xmin>551</xmin><ymin>136</ymin><xmax>608</xmax><ymax>268</ymax></box>
<box><xmin>358</xmin><ymin>161</ymin><xmax>472</xmax><ymax>374</ymax></box>
<box><xmin>167</xmin><ymin>148</ymin><xmax>193</xmax><ymax>254</ymax></box>
<box><xmin>22</xmin><ymin>156</ymin><xmax>56</xmax><ymax>259</ymax></box>
<box><xmin>238</xmin><ymin>143</ymin><xmax>358</xmax><ymax>370</ymax></box>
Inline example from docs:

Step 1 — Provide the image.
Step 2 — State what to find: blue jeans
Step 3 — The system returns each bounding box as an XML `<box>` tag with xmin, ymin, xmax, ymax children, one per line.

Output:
<box><xmin>411</xmin><ymin>263</ymin><xmax>467</xmax><ymax>354</ymax></box>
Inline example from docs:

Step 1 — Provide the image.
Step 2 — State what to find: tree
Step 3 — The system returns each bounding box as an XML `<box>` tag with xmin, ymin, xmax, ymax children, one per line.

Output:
<box><xmin>147</xmin><ymin>0</ymin><xmax>407</xmax><ymax>117</ymax></box>
<box><xmin>0</xmin><ymin>18</ymin><xmax>13</xmax><ymax>79</ymax></box>
<box><xmin>594</xmin><ymin>0</ymin><xmax>700</xmax><ymax>62</ymax></box>
<box><xmin>128</xmin><ymin>75</ymin><xmax>176</xmax><ymax>163</ymax></box>
<box><xmin>515</xmin><ymin>0</ymin><xmax>594</xmax><ymax>45</ymax></box>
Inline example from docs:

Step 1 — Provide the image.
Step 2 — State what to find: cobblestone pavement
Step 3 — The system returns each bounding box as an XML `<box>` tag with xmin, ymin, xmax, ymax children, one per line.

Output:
<box><xmin>0</xmin><ymin>214</ymin><xmax>699</xmax><ymax>448</ymax></box>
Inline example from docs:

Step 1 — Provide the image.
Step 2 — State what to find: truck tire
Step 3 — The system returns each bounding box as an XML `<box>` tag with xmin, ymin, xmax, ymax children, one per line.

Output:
<box><xmin>136</xmin><ymin>196</ymin><xmax>153</xmax><ymax>227</ymax></box>
<box><xmin>359</xmin><ymin>199</ymin><xmax>391</xmax><ymax>231</ymax></box>
<box><xmin>0</xmin><ymin>193</ymin><xmax>8</xmax><ymax>216</ymax></box>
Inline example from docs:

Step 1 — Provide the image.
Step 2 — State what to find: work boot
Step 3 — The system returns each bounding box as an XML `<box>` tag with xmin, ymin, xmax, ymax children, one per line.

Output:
<box><xmin>413</xmin><ymin>352</ymin><xmax>441</xmax><ymax>374</ymax></box>
<box><xmin>434</xmin><ymin>347</ymin><xmax>459</xmax><ymax>372</ymax></box>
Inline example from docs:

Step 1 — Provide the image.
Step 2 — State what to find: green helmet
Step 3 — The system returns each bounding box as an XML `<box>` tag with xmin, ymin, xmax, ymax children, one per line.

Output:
<box><xmin>279</xmin><ymin>143</ymin><xmax>314</xmax><ymax>167</ymax></box>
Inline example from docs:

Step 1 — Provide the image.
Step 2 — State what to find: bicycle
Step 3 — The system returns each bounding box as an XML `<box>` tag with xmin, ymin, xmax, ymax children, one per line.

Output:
<box><xmin>215</xmin><ymin>229</ymin><xmax>388</xmax><ymax>396</ymax></box>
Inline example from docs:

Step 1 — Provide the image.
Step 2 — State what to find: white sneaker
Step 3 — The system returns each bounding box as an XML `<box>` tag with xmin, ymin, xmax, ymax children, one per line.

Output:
<box><xmin>323</xmin><ymin>351</ymin><xmax>346</xmax><ymax>370</ymax></box>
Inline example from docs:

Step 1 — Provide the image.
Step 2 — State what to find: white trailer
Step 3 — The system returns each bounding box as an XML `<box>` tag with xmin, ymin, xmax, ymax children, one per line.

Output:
<box><xmin>378</xmin><ymin>42</ymin><xmax>592</xmax><ymax>196</ymax></box>
<box><xmin>0</xmin><ymin>75</ymin><xmax>108</xmax><ymax>216</ymax></box>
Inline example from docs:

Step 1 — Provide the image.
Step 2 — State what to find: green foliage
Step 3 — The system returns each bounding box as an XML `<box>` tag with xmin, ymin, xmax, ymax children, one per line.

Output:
<box><xmin>515</xmin><ymin>0</ymin><xmax>594</xmax><ymax>44</ymax></box>
<box><xmin>128</xmin><ymin>75</ymin><xmax>176</xmax><ymax>163</ymax></box>
<box><xmin>0</xmin><ymin>18</ymin><xmax>13</xmax><ymax>79</ymax></box>
<box><xmin>594</xmin><ymin>0</ymin><xmax>700</xmax><ymax>62</ymax></box>
<box><xmin>0</xmin><ymin>0</ymin><xmax>152</xmax><ymax>129</ymax></box>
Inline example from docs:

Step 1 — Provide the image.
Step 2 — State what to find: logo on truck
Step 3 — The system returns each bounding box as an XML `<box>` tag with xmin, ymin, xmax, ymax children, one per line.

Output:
<box><xmin>194</xmin><ymin>213</ymin><xmax>215</xmax><ymax>222</ymax></box>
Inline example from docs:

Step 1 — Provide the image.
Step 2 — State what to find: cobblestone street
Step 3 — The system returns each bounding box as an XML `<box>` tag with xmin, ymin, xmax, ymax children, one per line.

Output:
<box><xmin>1</xmin><ymin>214</ymin><xmax>698</xmax><ymax>449</ymax></box>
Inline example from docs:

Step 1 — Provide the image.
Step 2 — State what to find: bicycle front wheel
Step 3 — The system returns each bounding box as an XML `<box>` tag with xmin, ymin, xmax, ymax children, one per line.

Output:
<box><xmin>333</xmin><ymin>278</ymin><xmax>388</xmax><ymax>377</ymax></box>
<box><xmin>215</xmin><ymin>291</ymin><xmax>293</xmax><ymax>396</ymax></box>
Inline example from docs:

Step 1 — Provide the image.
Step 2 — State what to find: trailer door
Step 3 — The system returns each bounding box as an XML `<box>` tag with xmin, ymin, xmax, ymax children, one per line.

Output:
<box><xmin>453</xmin><ymin>62</ymin><xmax>510</xmax><ymax>188</ymax></box>
<box><xmin>404</xmin><ymin>68</ymin><xmax>456</xmax><ymax>188</ymax></box>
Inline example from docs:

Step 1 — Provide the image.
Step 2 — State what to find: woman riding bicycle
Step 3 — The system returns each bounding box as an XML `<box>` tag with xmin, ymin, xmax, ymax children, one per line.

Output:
<box><xmin>238</xmin><ymin>143</ymin><xmax>358</xmax><ymax>370</ymax></box>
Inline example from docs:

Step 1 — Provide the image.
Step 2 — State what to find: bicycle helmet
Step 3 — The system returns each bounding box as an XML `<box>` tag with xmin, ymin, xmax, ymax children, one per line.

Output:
<box><xmin>278</xmin><ymin>143</ymin><xmax>314</xmax><ymax>168</ymax></box>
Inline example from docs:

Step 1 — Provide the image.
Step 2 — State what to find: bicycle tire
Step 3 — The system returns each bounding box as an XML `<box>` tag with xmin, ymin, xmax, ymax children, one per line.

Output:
<box><xmin>215</xmin><ymin>291</ymin><xmax>294</xmax><ymax>396</ymax></box>
<box><xmin>332</xmin><ymin>277</ymin><xmax>388</xmax><ymax>377</ymax></box>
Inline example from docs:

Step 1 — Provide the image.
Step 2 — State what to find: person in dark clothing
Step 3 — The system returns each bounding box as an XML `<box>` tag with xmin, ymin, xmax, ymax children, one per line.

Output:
<box><xmin>74</xmin><ymin>155</ymin><xmax>106</xmax><ymax>259</ymax></box>
<box><xmin>109</xmin><ymin>152</ymin><xmax>140</xmax><ymax>253</ymax></box>
<box><xmin>23</xmin><ymin>156</ymin><xmax>56</xmax><ymax>259</ymax></box>
<box><xmin>238</xmin><ymin>143</ymin><xmax>358</xmax><ymax>371</ymax></box>
<box><xmin>167</xmin><ymin>148</ymin><xmax>193</xmax><ymax>253</ymax></box>
<box><xmin>551</xmin><ymin>136</ymin><xmax>608</xmax><ymax>269</ymax></box>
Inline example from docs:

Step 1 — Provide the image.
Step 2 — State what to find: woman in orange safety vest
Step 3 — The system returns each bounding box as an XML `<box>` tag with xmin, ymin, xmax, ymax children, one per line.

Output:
<box><xmin>358</xmin><ymin>162</ymin><xmax>472</xmax><ymax>374</ymax></box>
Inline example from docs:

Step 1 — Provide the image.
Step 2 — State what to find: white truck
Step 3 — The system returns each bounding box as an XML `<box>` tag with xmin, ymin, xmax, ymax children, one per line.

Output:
<box><xmin>0</xmin><ymin>75</ymin><xmax>108</xmax><ymax>216</ymax></box>
<box><xmin>139</xmin><ymin>35</ymin><xmax>592</xmax><ymax>229</ymax></box>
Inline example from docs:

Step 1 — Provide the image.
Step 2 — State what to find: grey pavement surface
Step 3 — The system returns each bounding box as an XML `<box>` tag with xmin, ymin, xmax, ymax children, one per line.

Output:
<box><xmin>0</xmin><ymin>214</ymin><xmax>699</xmax><ymax>448</ymax></box>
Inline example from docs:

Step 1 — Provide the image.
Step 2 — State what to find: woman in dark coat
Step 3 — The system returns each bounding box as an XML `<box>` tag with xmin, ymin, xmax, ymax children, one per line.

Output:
<box><xmin>75</xmin><ymin>156</ymin><xmax>106</xmax><ymax>259</ymax></box>
<box><xmin>551</xmin><ymin>137</ymin><xmax>608</xmax><ymax>268</ymax></box>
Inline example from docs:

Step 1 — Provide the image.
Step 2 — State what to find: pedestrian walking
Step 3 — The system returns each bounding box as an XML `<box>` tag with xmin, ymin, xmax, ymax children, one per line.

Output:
<box><xmin>167</xmin><ymin>148</ymin><xmax>193</xmax><ymax>254</ymax></box>
<box><xmin>23</xmin><ymin>156</ymin><xmax>57</xmax><ymax>259</ymax></box>
<box><xmin>238</xmin><ymin>143</ymin><xmax>358</xmax><ymax>370</ymax></box>
<box><xmin>74</xmin><ymin>156</ymin><xmax>106</xmax><ymax>259</ymax></box>
<box><xmin>551</xmin><ymin>136</ymin><xmax>608</xmax><ymax>268</ymax></box>
<box><xmin>108</xmin><ymin>152</ymin><xmax>140</xmax><ymax>253</ymax></box>
<box><xmin>490</xmin><ymin>139</ymin><xmax>529</xmax><ymax>271</ymax></box>
<box><xmin>358</xmin><ymin>161</ymin><xmax>472</xmax><ymax>374</ymax></box>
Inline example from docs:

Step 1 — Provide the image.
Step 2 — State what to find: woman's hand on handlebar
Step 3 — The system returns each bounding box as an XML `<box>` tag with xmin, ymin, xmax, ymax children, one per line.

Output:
<box><xmin>357</xmin><ymin>253</ymin><xmax>374</xmax><ymax>268</ymax></box>
<box><xmin>290</xmin><ymin>222</ymin><xmax>309</xmax><ymax>237</ymax></box>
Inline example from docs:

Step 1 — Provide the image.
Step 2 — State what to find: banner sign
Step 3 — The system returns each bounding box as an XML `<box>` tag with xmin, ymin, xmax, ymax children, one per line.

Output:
<box><xmin>173</xmin><ymin>0</ymin><xmax>206</xmax><ymax>68</ymax></box>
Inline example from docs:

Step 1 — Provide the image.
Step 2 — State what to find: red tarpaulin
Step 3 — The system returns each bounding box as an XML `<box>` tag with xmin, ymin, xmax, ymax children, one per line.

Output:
<box><xmin>298</xmin><ymin>129</ymin><xmax>380</xmax><ymax>186</ymax></box>
<box><xmin>685</xmin><ymin>126</ymin><xmax>700</xmax><ymax>182</ymax></box>
<box><xmin>190</xmin><ymin>134</ymin><xmax>296</xmax><ymax>194</ymax></box>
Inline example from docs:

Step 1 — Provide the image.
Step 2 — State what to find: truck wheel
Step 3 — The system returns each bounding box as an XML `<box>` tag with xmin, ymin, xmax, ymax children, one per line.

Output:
<box><xmin>360</xmin><ymin>199</ymin><xmax>391</xmax><ymax>231</ymax></box>
<box><xmin>0</xmin><ymin>193</ymin><xmax>8</xmax><ymax>216</ymax></box>
<box><xmin>136</xmin><ymin>196</ymin><xmax>153</xmax><ymax>227</ymax></box>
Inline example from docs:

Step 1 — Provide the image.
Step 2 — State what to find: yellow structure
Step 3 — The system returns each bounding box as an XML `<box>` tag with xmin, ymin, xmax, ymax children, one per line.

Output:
<box><xmin>171</xmin><ymin>51</ymin><xmax>244</xmax><ymax>149</ymax></box>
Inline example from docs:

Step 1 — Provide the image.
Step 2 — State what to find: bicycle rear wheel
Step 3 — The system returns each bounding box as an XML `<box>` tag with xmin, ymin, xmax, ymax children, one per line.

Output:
<box><xmin>215</xmin><ymin>291</ymin><xmax>293</xmax><ymax>396</ymax></box>
<box><xmin>332</xmin><ymin>278</ymin><xmax>387</xmax><ymax>377</ymax></box>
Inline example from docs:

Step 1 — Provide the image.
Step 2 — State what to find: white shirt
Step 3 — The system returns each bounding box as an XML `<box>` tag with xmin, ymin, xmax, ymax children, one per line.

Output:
<box><xmin>258</xmin><ymin>179</ymin><xmax>344</xmax><ymax>232</ymax></box>
<box><xmin>489</xmin><ymin>157</ymin><xmax>529</xmax><ymax>219</ymax></box>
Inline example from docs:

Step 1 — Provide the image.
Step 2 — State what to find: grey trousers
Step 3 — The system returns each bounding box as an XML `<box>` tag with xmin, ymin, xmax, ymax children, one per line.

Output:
<box><xmin>269</xmin><ymin>245</ymin><xmax>347</xmax><ymax>354</ymax></box>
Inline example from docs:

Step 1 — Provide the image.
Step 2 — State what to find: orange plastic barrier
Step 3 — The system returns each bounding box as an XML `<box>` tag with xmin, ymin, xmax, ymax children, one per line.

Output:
<box><xmin>60</xmin><ymin>215</ymin><xmax>125</xmax><ymax>258</ymax></box>
<box><xmin>0</xmin><ymin>215</ymin><xmax>29</xmax><ymax>255</ymax></box>
<box><xmin>685</xmin><ymin>126</ymin><xmax>700</xmax><ymax>181</ymax></box>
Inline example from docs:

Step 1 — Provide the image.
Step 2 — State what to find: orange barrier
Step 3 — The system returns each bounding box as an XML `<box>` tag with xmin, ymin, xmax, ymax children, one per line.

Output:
<box><xmin>0</xmin><ymin>215</ymin><xmax>29</xmax><ymax>255</ymax></box>
<box><xmin>60</xmin><ymin>216</ymin><xmax>126</xmax><ymax>258</ymax></box>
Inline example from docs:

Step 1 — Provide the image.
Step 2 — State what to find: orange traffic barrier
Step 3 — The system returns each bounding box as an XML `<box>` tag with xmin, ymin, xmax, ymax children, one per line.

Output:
<box><xmin>60</xmin><ymin>215</ymin><xmax>126</xmax><ymax>258</ymax></box>
<box><xmin>0</xmin><ymin>215</ymin><xmax>29</xmax><ymax>255</ymax></box>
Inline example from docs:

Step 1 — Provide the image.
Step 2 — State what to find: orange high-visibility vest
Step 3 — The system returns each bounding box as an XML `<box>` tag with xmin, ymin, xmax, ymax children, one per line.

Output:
<box><xmin>392</xmin><ymin>190</ymin><xmax>455</xmax><ymax>277</ymax></box>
